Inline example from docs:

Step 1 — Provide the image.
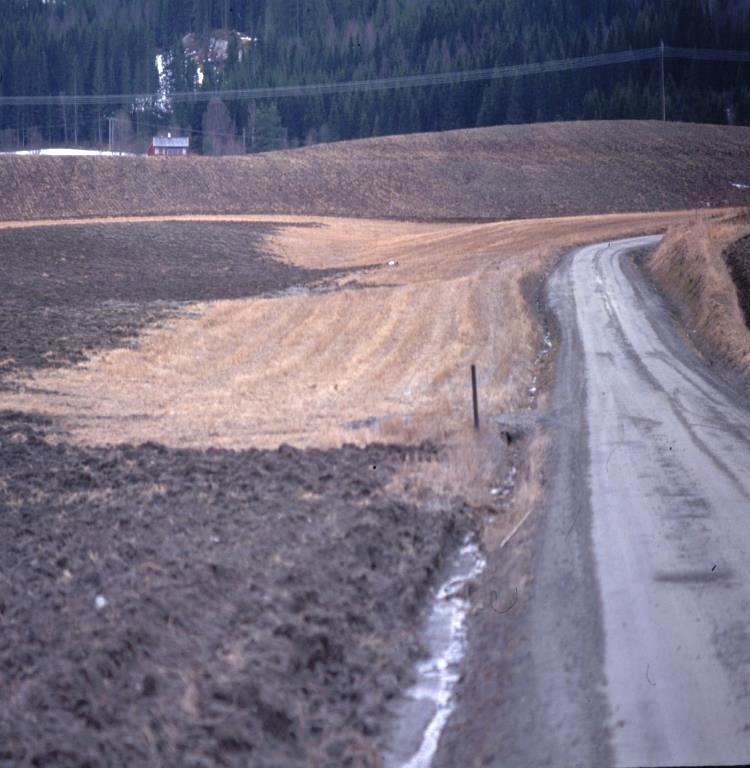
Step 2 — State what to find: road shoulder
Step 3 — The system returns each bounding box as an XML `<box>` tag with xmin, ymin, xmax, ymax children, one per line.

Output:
<box><xmin>433</xmin><ymin>247</ymin><xmax>613</xmax><ymax>768</ymax></box>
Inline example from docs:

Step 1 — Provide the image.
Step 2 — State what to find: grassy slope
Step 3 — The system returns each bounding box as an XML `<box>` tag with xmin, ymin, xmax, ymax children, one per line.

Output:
<box><xmin>646</xmin><ymin>211</ymin><xmax>750</xmax><ymax>375</ymax></box>
<box><xmin>725</xmin><ymin>231</ymin><xmax>750</xmax><ymax>325</ymax></box>
<box><xmin>2</xmin><ymin>121</ymin><xmax>750</xmax><ymax>222</ymax></box>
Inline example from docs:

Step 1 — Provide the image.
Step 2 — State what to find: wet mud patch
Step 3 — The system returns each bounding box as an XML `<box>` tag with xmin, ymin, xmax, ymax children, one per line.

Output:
<box><xmin>0</xmin><ymin>222</ymin><xmax>346</xmax><ymax>386</ymax></box>
<box><xmin>0</xmin><ymin>411</ymin><xmax>469</xmax><ymax>767</ymax></box>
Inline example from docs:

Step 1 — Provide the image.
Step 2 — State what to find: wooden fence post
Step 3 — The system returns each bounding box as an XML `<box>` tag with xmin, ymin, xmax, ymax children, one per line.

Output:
<box><xmin>471</xmin><ymin>364</ymin><xmax>480</xmax><ymax>431</ymax></box>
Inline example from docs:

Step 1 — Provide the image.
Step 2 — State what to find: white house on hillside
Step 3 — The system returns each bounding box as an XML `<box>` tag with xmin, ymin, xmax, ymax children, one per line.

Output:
<box><xmin>149</xmin><ymin>134</ymin><xmax>190</xmax><ymax>157</ymax></box>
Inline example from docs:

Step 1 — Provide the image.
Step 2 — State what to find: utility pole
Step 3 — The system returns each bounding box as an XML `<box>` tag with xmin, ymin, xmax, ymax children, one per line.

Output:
<box><xmin>242</xmin><ymin>127</ymin><xmax>246</xmax><ymax>154</ymax></box>
<box><xmin>61</xmin><ymin>93</ymin><xmax>68</xmax><ymax>145</ymax></box>
<box><xmin>107</xmin><ymin>116</ymin><xmax>115</xmax><ymax>153</ymax></box>
<box><xmin>660</xmin><ymin>40</ymin><xmax>666</xmax><ymax>121</ymax></box>
<box><xmin>249</xmin><ymin>101</ymin><xmax>256</xmax><ymax>152</ymax></box>
<box><xmin>73</xmin><ymin>72</ymin><xmax>78</xmax><ymax>145</ymax></box>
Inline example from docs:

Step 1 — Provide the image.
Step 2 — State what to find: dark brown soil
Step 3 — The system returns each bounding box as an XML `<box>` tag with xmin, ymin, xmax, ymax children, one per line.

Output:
<box><xmin>725</xmin><ymin>233</ymin><xmax>750</xmax><ymax>327</ymax></box>
<box><xmin>0</xmin><ymin>411</ymin><xmax>469</xmax><ymax>767</ymax></box>
<box><xmin>2</xmin><ymin>122</ymin><xmax>750</xmax><ymax>223</ymax></box>
<box><xmin>0</xmin><ymin>219</ymin><xmax>472</xmax><ymax>766</ymax></box>
<box><xmin>0</xmin><ymin>221</ymin><xmax>345</xmax><ymax>384</ymax></box>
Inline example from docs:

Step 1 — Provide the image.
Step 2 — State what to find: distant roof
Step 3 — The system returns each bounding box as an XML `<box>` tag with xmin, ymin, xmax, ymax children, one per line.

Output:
<box><xmin>153</xmin><ymin>136</ymin><xmax>189</xmax><ymax>148</ymax></box>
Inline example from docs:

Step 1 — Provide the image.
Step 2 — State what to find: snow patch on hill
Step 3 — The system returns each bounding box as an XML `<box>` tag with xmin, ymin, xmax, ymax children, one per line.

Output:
<box><xmin>155</xmin><ymin>53</ymin><xmax>173</xmax><ymax>112</ymax></box>
<box><xmin>2</xmin><ymin>148</ymin><xmax>136</xmax><ymax>157</ymax></box>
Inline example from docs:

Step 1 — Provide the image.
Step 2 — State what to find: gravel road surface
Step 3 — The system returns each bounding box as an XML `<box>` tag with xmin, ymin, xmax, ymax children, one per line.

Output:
<box><xmin>435</xmin><ymin>237</ymin><xmax>750</xmax><ymax>767</ymax></box>
<box><xmin>570</xmin><ymin>237</ymin><xmax>750</xmax><ymax>766</ymax></box>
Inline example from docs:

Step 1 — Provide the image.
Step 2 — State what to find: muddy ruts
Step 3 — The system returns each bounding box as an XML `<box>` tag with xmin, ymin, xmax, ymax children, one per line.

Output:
<box><xmin>0</xmin><ymin>412</ymin><xmax>467</xmax><ymax>768</ymax></box>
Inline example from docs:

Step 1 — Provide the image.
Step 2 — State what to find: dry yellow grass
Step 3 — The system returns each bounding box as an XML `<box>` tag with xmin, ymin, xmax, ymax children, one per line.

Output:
<box><xmin>481</xmin><ymin>429</ymin><xmax>549</xmax><ymax>553</ymax></box>
<box><xmin>646</xmin><ymin>210</ymin><xmax>750</xmax><ymax>375</ymax></box>
<box><xmin>0</xmin><ymin>210</ymin><xmax>705</xmax><ymax>463</ymax></box>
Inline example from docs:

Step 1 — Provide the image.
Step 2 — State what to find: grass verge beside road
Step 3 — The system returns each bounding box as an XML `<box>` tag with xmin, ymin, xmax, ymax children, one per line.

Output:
<box><xmin>645</xmin><ymin>210</ymin><xmax>750</xmax><ymax>376</ymax></box>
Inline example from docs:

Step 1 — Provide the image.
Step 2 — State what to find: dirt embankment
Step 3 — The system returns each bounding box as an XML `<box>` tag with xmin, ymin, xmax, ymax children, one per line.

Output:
<box><xmin>725</xmin><ymin>231</ymin><xmax>750</xmax><ymax>327</ymax></box>
<box><xmin>644</xmin><ymin>211</ymin><xmax>750</xmax><ymax>375</ymax></box>
<box><xmin>2</xmin><ymin>121</ymin><xmax>750</xmax><ymax>222</ymax></box>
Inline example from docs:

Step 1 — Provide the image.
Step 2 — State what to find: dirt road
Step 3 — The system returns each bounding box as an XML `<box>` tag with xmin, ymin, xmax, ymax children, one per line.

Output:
<box><xmin>571</xmin><ymin>238</ymin><xmax>750</xmax><ymax>765</ymax></box>
<box><xmin>435</xmin><ymin>237</ymin><xmax>750</xmax><ymax>766</ymax></box>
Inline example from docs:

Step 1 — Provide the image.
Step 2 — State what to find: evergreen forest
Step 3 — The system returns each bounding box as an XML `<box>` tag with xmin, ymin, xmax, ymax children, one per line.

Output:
<box><xmin>2</xmin><ymin>0</ymin><xmax>750</xmax><ymax>152</ymax></box>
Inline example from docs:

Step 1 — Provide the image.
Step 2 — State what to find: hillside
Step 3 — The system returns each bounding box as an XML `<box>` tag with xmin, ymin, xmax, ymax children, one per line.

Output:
<box><xmin>726</xmin><ymin>230</ymin><xmax>750</xmax><ymax>325</ymax></box>
<box><xmin>2</xmin><ymin>121</ymin><xmax>750</xmax><ymax>222</ymax></box>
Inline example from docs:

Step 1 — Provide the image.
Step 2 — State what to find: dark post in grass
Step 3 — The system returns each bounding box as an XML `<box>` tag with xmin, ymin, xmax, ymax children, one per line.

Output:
<box><xmin>471</xmin><ymin>364</ymin><xmax>480</xmax><ymax>431</ymax></box>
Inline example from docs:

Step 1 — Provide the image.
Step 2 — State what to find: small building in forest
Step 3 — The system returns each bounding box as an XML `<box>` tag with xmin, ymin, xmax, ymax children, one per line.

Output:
<box><xmin>148</xmin><ymin>134</ymin><xmax>190</xmax><ymax>157</ymax></box>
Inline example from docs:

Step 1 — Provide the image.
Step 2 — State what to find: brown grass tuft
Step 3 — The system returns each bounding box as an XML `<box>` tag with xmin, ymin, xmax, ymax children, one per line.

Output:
<box><xmin>384</xmin><ymin>421</ymin><xmax>509</xmax><ymax>508</ymax></box>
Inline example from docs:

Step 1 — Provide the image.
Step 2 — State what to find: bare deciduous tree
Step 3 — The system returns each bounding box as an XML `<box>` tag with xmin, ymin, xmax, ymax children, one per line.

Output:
<box><xmin>202</xmin><ymin>97</ymin><xmax>241</xmax><ymax>155</ymax></box>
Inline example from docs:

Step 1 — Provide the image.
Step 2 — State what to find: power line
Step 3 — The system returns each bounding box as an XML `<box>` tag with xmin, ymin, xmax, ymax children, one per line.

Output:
<box><xmin>660</xmin><ymin>41</ymin><xmax>666</xmax><ymax>121</ymax></box>
<box><xmin>0</xmin><ymin>45</ymin><xmax>748</xmax><ymax>108</ymax></box>
<box><xmin>0</xmin><ymin>48</ymin><xmax>659</xmax><ymax>107</ymax></box>
<box><xmin>667</xmin><ymin>46</ymin><xmax>750</xmax><ymax>62</ymax></box>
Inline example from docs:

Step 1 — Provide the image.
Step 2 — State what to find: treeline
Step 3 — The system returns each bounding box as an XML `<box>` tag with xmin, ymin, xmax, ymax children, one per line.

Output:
<box><xmin>1</xmin><ymin>0</ymin><xmax>750</xmax><ymax>152</ymax></box>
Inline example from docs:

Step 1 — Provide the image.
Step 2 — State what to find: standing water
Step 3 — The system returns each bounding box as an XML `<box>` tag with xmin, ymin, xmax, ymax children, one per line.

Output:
<box><xmin>383</xmin><ymin>539</ymin><xmax>486</xmax><ymax>767</ymax></box>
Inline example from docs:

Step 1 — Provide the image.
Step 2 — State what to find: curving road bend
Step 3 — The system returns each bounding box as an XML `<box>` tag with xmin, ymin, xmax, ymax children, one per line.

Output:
<box><xmin>434</xmin><ymin>236</ymin><xmax>750</xmax><ymax>768</ymax></box>
<box><xmin>556</xmin><ymin>237</ymin><xmax>750</xmax><ymax>766</ymax></box>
